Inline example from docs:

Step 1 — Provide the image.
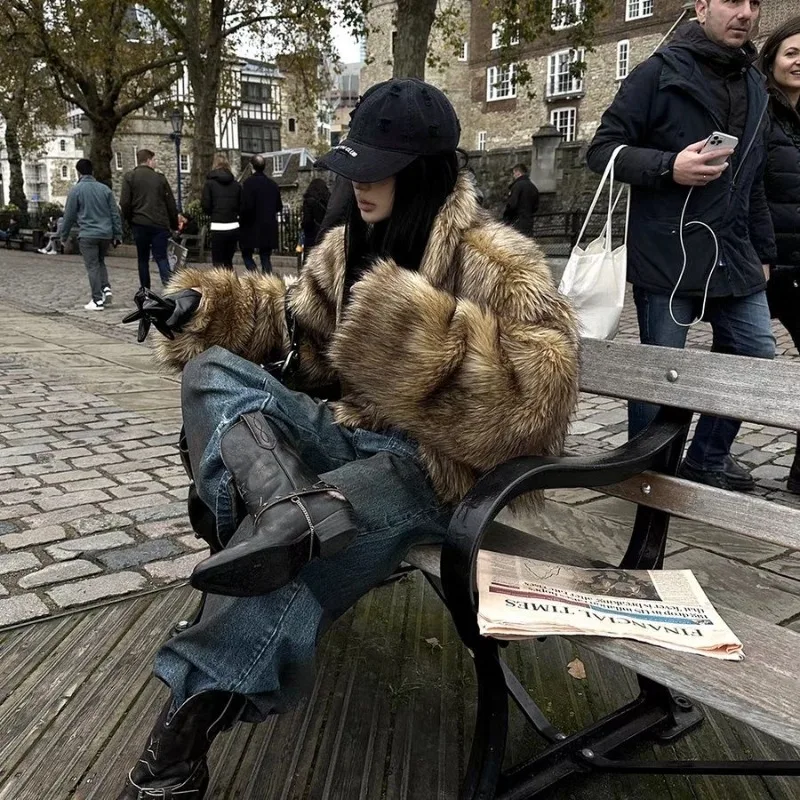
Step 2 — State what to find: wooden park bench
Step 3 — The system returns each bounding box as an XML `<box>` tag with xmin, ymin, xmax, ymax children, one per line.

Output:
<box><xmin>402</xmin><ymin>337</ymin><xmax>800</xmax><ymax>799</ymax></box>
<box><xmin>5</xmin><ymin>228</ymin><xmax>41</xmax><ymax>251</ymax></box>
<box><xmin>180</xmin><ymin>224</ymin><xmax>207</xmax><ymax>264</ymax></box>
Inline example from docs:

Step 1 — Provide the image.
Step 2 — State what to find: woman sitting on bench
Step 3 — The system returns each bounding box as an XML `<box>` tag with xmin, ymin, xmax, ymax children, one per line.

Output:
<box><xmin>117</xmin><ymin>78</ymin><xmax>580</xmax><ymax>799</ymax></box>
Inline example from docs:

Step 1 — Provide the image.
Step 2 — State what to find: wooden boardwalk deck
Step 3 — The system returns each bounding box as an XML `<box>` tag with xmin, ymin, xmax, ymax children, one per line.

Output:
<box><xmin>1</xmin><ymin>570</ymin><xmax>799</xmax><ymax>800</ymax></box>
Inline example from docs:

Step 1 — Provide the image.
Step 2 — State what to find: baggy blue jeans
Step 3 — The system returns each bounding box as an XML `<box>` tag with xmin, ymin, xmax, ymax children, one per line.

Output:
<box><xmin>154</xmin><ymin>346</ymin><xmax>452</xmax><ymax>720</ymax></box>
<box><xmin>630</xmin><ymin>288</ymin><xmax>775</xmax><ymax>471</ymax></box>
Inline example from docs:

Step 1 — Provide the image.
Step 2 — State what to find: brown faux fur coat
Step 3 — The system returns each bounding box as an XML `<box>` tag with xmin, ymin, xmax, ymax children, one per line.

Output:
<box><xmin>155</xmin><ymin>173</ymin><xmax>580</xmax><ymax>505</ymax></box>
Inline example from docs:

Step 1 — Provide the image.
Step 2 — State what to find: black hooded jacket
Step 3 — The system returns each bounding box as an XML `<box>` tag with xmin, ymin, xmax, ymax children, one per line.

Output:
<box><xmin>201</xmin><ymin>169</ymin><xmax>242</xmax><ymax>225</ymax></box>
<box><xmin>587</xmin><ymin>22</ymin><xmax>775</xmax><ymax>298</ymax></box>
<box><xmin>764</xmin><ymin>89</ymin><xmax>800</xmax><ymax>266</ymax></box>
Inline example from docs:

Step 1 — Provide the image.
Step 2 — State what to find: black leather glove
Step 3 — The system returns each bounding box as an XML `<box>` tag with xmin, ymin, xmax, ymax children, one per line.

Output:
<box><xmin>123</xmin><ymin>287</ymin><xmax>201</xmax><ymax>342</ymax></box>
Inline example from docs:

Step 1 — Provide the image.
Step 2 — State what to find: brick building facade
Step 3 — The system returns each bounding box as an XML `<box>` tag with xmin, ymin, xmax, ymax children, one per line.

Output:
<box><xmin>362</xmin><ymin>0</ymin><xmax>800</xmax><ymax>155</ymax></box>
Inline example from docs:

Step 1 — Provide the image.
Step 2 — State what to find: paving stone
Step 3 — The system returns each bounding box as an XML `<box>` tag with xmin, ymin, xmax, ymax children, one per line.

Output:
<box><xmin>0</xmin><ymin>525</ymin><xmax>67</xmax><ymax>550</ymax></box>
<box><xmin>99</xmin><ymin>539</ymin><xmax>181</xmax><ymax>570</ymax></box>
<box><xmin>108</xmin><ymin>481</ymin><xmax>169</xmax><ymax>499</ymax></box>
<box><xmin>35</xmin><ymin>488</ymin><xmax>112</xmax><ymax>511</ymax></box>
<box><xmin>178</xmin><ymin>534</ymin><xmax>208</xmax><ymax>551</ymax></box>
<box><xmin>70</xmin><ymin>453</ymin><xmax>123</xmax><ymax>469</ymax></box>
<box><xmin>0</xmin><ymin>521</ymin><xmax>18</xmax><ymax>535</ymax></box>
<box><xmin>46</xmin><ymin>531</ymin><xmax>135</xmax><ymax>561</ymax></box>
<box><xmin>18</xmin><ymin>559</ymin><xmax>101</xmax><ymax>589</ymax></box>
<box><xmin>0</xmin><ymin>551</ymin><xmax>41</xmax><ymax>575</ymax></box>
<box><xmin>138</xmin><ymin>518</ymin><xmax>194</xmax><ymax>539</ymax></box>
<box><xmin>0</xmin><ymin>504</ymin><xmax>37</xmax><ymax>521</ymax></box>
<box><xmin>71</xmin><ymin>513</ymin><xmax>134</xmax><ymax>535</ymax></box>
<box><xmin>760</xmin><ymin>552</ymin><xmax>800</xmax><ymax>582</ymax></box>
<box><xmin>129</xmin><ymin>501</ymin><xmax>187</xmax><ymax>524</ymax></box>
<box><xmin>0</xmin><ymin>594</ymin><xmax>50</xmax><ymax>625</ymax></box>
<box><xmin>17</xmin><ymin>460</ymin><xmax>72</xmax><ymax>476</ymax></box>
<box><xmin>40</xmin><ymin>469</ymin><xmax>103</xmax><ymax>485</ymax></box>
<box><xmin>144</xmin><ymin>551</ymin><xmax>207</xmax><ymax>581</ymax></box>
<box><xmin>101</xmin><ymin>494</ymin><xmax>170</xmax><ymax>514</ymax></box>
<box><xmin>46</xmin><ymin>572</ymin><xmax>147</xmax><ymax>608</ymax></box>
<box><xmin>114</xmin><ymin>470</ymin><xmax>156</xmax><ymax>485</ymax></box>
<box><xmin>751</xmin><ymin>464</ymin><xmax>790</xmax><ymax>481</ymax></box>
<box><xmin>0</xmin><ymin>477</ymin><xmax>41</xmax><ymax>493</ymax></box>
<box><xmin>1</xmin><ymin>486</ymin><xmax>63</xmax><ymax>506</ymax></box>
<box><xmin>0</xmin><ymin>583</ymin><xmax>7</xmax><ymax>596</ymax></box>
<box><xmin>763</xmin><ymin>441</ymin><xmax>795</xmax><ymax>454</ymax></box>
<box><xmin>104</xmin><ymin>459</ymin><xmax>167</xmax><ymax>475</ymax></box>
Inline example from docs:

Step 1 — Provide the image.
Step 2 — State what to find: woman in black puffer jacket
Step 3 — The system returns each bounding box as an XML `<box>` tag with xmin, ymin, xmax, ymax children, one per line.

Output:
<box><xmin>201</xmin><ymin>152</ymin><xmax>242</xmax><ymax>269</ymax></box>
<box><xmin>760</xmin><ymin>19</ymin><xmax>800</xmax><ymax>494</ymax></box>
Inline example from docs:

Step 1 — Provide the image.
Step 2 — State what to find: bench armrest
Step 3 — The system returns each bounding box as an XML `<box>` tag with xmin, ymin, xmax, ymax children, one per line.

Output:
<box><xmin>440</xmin><ymin>406</ymin><xmax>691</xmax><ymax>642</ymax></box>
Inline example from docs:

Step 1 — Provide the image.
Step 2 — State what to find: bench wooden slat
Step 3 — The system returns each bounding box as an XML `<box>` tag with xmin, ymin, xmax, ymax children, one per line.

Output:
<box><xmin>407</xmin><ymin>520</ymin><xmax>800</xmax><ymax>749</ymax></box>
<box><xmin>579</xmin><ymin>339</ymin><xmax>800</xmax><ymax>432</ymax></box>
<box><xmin>600</xmin><ymin>472</ymin><xmax>800</xmax><ymax>553</ymax></box>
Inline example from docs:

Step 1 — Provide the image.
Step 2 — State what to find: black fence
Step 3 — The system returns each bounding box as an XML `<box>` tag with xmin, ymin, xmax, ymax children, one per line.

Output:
<box><xmin>532</xmin><ymin>211</ymin><xmax>628</xmax><ymax>257</ymax></box>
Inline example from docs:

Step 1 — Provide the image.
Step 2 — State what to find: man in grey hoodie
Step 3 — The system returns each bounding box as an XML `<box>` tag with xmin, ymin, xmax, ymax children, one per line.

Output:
<box><xmin>61</xmin><ymin>159</ymin><xmax>123</xmax><ymax>310</ymax></box>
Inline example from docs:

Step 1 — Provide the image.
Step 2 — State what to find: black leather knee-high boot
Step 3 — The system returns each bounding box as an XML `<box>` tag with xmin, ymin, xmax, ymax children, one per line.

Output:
<box><xmin>117</xmin><ymin>690</ymin><xmax>245</xmax><ymax>799</ymax></box>
<box><xmin>190</xmin><ymin>412</ymin><xmax>359</xmax><ymax>596</ymax></box>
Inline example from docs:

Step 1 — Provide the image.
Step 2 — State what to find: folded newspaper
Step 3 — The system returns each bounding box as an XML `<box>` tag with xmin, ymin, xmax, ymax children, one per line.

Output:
<box><xmin>477</xmin><ymin>551</ymin><xmax>744</xmax><ymax>661</ymax></box>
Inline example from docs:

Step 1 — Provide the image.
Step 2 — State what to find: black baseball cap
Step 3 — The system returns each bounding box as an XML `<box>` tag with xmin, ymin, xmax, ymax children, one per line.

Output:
<box><xmin>315</xmin><ymin>78</ymin><xmax>461</xmax><ymax>183</ymax></box>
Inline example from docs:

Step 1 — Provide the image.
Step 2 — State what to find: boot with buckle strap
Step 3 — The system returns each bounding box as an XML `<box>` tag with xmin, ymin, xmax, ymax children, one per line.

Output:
<box><xmin>189</xmin><ymin>412</ymin><xmax>359</xmax><ymax>597</ymax></box>
<box><xmin>117</xmin><ymin>690</ymin><xmax>245</xmax><ymax>799</ymax></box>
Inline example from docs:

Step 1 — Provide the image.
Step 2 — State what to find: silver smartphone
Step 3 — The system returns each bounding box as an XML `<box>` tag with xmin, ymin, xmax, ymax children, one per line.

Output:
<box><xmin>700</xmin><ymin>131</ymin><xmax>739</xmax><ymax>166</ymax></box>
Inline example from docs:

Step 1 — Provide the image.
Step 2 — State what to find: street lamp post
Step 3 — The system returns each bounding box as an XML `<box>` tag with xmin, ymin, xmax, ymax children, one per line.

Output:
<box><xmin>169</xmin><ymin>108</ymin><xmax>184</xmax><ymax>213</ymax></box>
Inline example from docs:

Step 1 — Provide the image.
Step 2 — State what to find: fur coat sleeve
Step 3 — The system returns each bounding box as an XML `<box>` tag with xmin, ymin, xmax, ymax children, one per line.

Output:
<box><xmin>329</xmin><ymin>230</ymin><xmax>579</xmax><ymax>475</ymax></box>
<box><xmin>153</xmin><ymin>267</ymin><xmax>289</xmax><ymax>372</ymax></box>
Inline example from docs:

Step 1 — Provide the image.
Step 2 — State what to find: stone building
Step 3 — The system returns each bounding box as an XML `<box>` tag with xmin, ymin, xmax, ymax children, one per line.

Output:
<box><xmin>362</xmin><ymin>0</ymin><xmax>800</xmax><ymax>154</ymax></box>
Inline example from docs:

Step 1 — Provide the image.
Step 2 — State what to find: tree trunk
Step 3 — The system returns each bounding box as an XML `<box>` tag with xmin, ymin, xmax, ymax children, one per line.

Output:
<box><xmin>393</xmin><ymin>0</ymin><xmax>438</xmax><ymax>79</ymax></box>
<box><xmin>186</xmin><ymin>0</ymin><xmax>225</xmax><ymax>202</ymax></box>
<box><xmin>4</xmin><ymin>88</ymin><xmax>28</xmax><ymax>212</ymax></box>
<box><xmin>87</xmin><ymin>114</ymin><xmax>120</xmax><ymax>188</ymax></box>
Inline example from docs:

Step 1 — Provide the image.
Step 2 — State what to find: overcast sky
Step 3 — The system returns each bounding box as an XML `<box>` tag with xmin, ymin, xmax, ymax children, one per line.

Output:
<box><xmin>333</xmin><ymin>24</ymin><xmax>361</xmax><ymax>63</ymax></box>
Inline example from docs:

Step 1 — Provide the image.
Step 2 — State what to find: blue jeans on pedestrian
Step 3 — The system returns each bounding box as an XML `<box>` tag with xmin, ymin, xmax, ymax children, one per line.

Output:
<box><xmin>630</xmin><ymin>287</ymin><xmax>775</xmax><ymax>471</ymax></box>
<box><xmin>154</xmin><ymin>346</ymin><xmax>451</xmax><ymax>720</ymax></box>
<box><xmin>132</xmin><ymin>224</ymin><xmax>172</xmax><ymax>288</ymax></box>
<box><xmin>241</xmin><ymin>247</ymin><xmax>272</xmax><ymax>274</ymax></box>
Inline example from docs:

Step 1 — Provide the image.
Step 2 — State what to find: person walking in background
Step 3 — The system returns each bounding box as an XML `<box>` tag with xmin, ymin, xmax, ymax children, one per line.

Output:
<box><xmin>587</xmin><ymin>0</ymin><xmax>776</xmax><ymax>493</ymax></box>
<box><xmin>60</xmin><ymin>159</ymin><xmax>122</xmax><ymax>311</ymax></box>
<box><xmin>202</xmin><ymin>152</ymin><xmax>241</xmax><ymax>269</ymax></box>
<box><xmin>120</xmin><ymin>149</ymin><xmax>178</xmax><ymax>289</ymax></box>
<box><xmin>301</xmin><ymin>177</ymin><xmax>330</xmax><ymax>258</ymax></box>
<box><xmin>759</xmin><ymin>17</ymin><xmax>800</xmax><ymax>494</ymax></box>
<box><xmin>239</xmin><ymin>154</ymin><xmax>281</xmax><ymax>273</ymax></box>
<box><xmin>502</xmin><ymin>163</ymin><xmax>539</xmax><ymax>236</ymax></box>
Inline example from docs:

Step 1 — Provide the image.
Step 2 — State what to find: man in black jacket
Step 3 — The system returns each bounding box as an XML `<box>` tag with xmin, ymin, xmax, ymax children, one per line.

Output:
<box><xmin>503</xmin><ymin>163</ymin><xmax>539</xmax><ymax>236</ymax></box>
<box><xmin>120</xmin><ymin>149</ymin><xmax>179</xmax><ymax>289</ymax></box>
<box><xmin>239</xmin><ymin>155</ymin><xmax>282</xmax><ymax>273</ymax></box>
<box><xmin>587</xmin><ymin>0</ymin><xmax>776</xmax><ymax>492</ymax></box>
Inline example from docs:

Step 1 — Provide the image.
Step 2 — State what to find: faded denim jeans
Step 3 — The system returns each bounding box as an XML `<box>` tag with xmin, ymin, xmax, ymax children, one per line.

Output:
<box><xmin>630</xmin><ymin>288</ymin><xmax>775</xmax><ymax>471</ymax></box>
<box><xmin>155</xmin><ymin>346</ymin><xmax>451</xmax><ymax>720</ymax></box>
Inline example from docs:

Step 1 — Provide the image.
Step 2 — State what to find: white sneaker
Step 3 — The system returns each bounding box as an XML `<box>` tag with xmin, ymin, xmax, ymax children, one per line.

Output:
<box><xmin>84</xmin><ymin>299</ymin><xmax>105</xmax><ymax>311</ymax></box>
<box><xmin>37</xmin><ymin>248</ymin><xmax>48</xmax><ymax>254</ymax></box>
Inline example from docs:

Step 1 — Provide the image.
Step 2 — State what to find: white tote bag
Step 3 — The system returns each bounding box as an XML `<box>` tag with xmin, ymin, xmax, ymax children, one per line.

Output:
<box><xmin>558</xmin><ymin>144</ymin><xmax>630</xmax><ymax>340</ymax></box>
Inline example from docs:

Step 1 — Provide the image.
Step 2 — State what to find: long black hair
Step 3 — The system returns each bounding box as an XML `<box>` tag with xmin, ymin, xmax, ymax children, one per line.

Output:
<box><xmin>343</xmin><ymin>151</ymin><xmax>460</xmax><ymax>285</ymax></box>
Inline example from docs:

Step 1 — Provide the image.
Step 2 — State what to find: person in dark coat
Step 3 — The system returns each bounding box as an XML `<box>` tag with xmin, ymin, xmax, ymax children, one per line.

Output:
<box><xmin>759</xmin><ymin>17</ymin><xmax>800</xmax><ymax>494</ymax></box>
<box><xmin>502</xmin><ymin>163</ymin><xmax>539</xmax><ymax>236</ymax></box>
<box><xmin>301</xmin><ymin>178</ymin><xmax>331</xmax><ymax>258</ymax></box>
<box><xmin>201</xmin><ymin>152</ymin><xmax>241</xmax><ymax>269</ymax></box>
<box><xmin>587</xmin><ymin>1</ymin><xmax>776</xmax><ymax>493</ymax></box>
<box><xmin>239</xmin><ymin>154</ymin><xmax>282</xmax><ymax>273</ymax></box>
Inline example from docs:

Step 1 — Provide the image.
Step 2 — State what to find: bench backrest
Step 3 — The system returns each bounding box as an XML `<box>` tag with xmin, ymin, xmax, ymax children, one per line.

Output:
<box><xmin>577</xmin><ymin>338</ymin><xmax>800</xmax><ymax>551</ymax></box>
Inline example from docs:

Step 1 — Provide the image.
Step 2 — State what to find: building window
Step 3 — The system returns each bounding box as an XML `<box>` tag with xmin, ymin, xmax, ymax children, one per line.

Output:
<box><xmin>59</xmin><ymin>139</ymin><xmax>66</xmax><ymax>152</ymax></box>
<box><xmin>390</xmin><ymin>30</ymin><xmax>397</xmax><ymax>57</ymax></box>
<box><xmin>547</xmin><ymin>48</ymin><xmax>585</xmax><ymax>98</ymax></box>
<box><xmin>626</xmin><ymin>0</ymin><xmax>653</xmax><ymax>21</ymax></box>
<box><xmin>241</xmin><ymin>81</ymin><xmax>272</xmax><ymax>105</ymax></box>
<box><xmin>459</xmin><ymin>41</ymin><xmax>469</xmax><ymax>61</ymax></box>
<box><xmin>477</xmin><ymin>131</ymin><xmax>487</xmax><ymax>151</ymax></box>
<box><xmin>61</xmin><ymin>165</ymin><xmax>69</xmax><ymax>179</ymax></box>
<box><xmin>180</xmin><ymin>153</ymin><xmax>189</xmax><ymax>173</ymax></box>
<box><xmin>288</xmin><ymin>117</ymin><xmax>296</xmax><ymax>133</ymax></box>
<box><xmin>551</xmin><ymin>107</ymin><xmax>577</xmax><ymax>142</ymax></box>
<box><xmin>273</xmin><ymin>154</ymin><xmax>287</xmax><ymax>175</ymax></box>
<box><xmin>486</xmin><ymin>64</ymin><xmax>517</xmax><ymax>101</ymax></box>
<box><xmin>239</xmin><ymin>121</ymin><xmax>281</xmax><ymax>154</ymax></box>
<box><xmin>491</xmin><ymin>22</ymin><xmax>519</xmax><ymax>50</ymax></box>
<box><xmin>115</xmin><ymin>152</ymin><xmax>123</xmax><ymax>170</ymax></box>
<box><xmin>552</xmin><ymin>0</ymin><xmax>583</xmax><ymax>31</ymax></box>
<box><xmin>616</xmin><ymin>40</ymin><xmax>630</xmax><ymax>80</ymax></box>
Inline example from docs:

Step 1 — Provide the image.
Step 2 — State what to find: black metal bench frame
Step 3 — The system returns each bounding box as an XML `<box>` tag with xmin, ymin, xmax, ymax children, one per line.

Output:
<box><xmin>5</xmin><ymin>229</ymin><xmax>37</xmax><ymax>251</ymax></box>
<box><xmin>434</xmin><ymin>404</ymin><xmax>800</xmax><ymax>799</ymax></box>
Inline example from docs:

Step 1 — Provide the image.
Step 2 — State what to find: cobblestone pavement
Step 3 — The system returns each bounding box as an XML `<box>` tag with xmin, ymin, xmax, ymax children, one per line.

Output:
<box><xmin>0</xmin><ymin>249</ymin><xmax>798</xmax><ymax>626</ymax></box>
